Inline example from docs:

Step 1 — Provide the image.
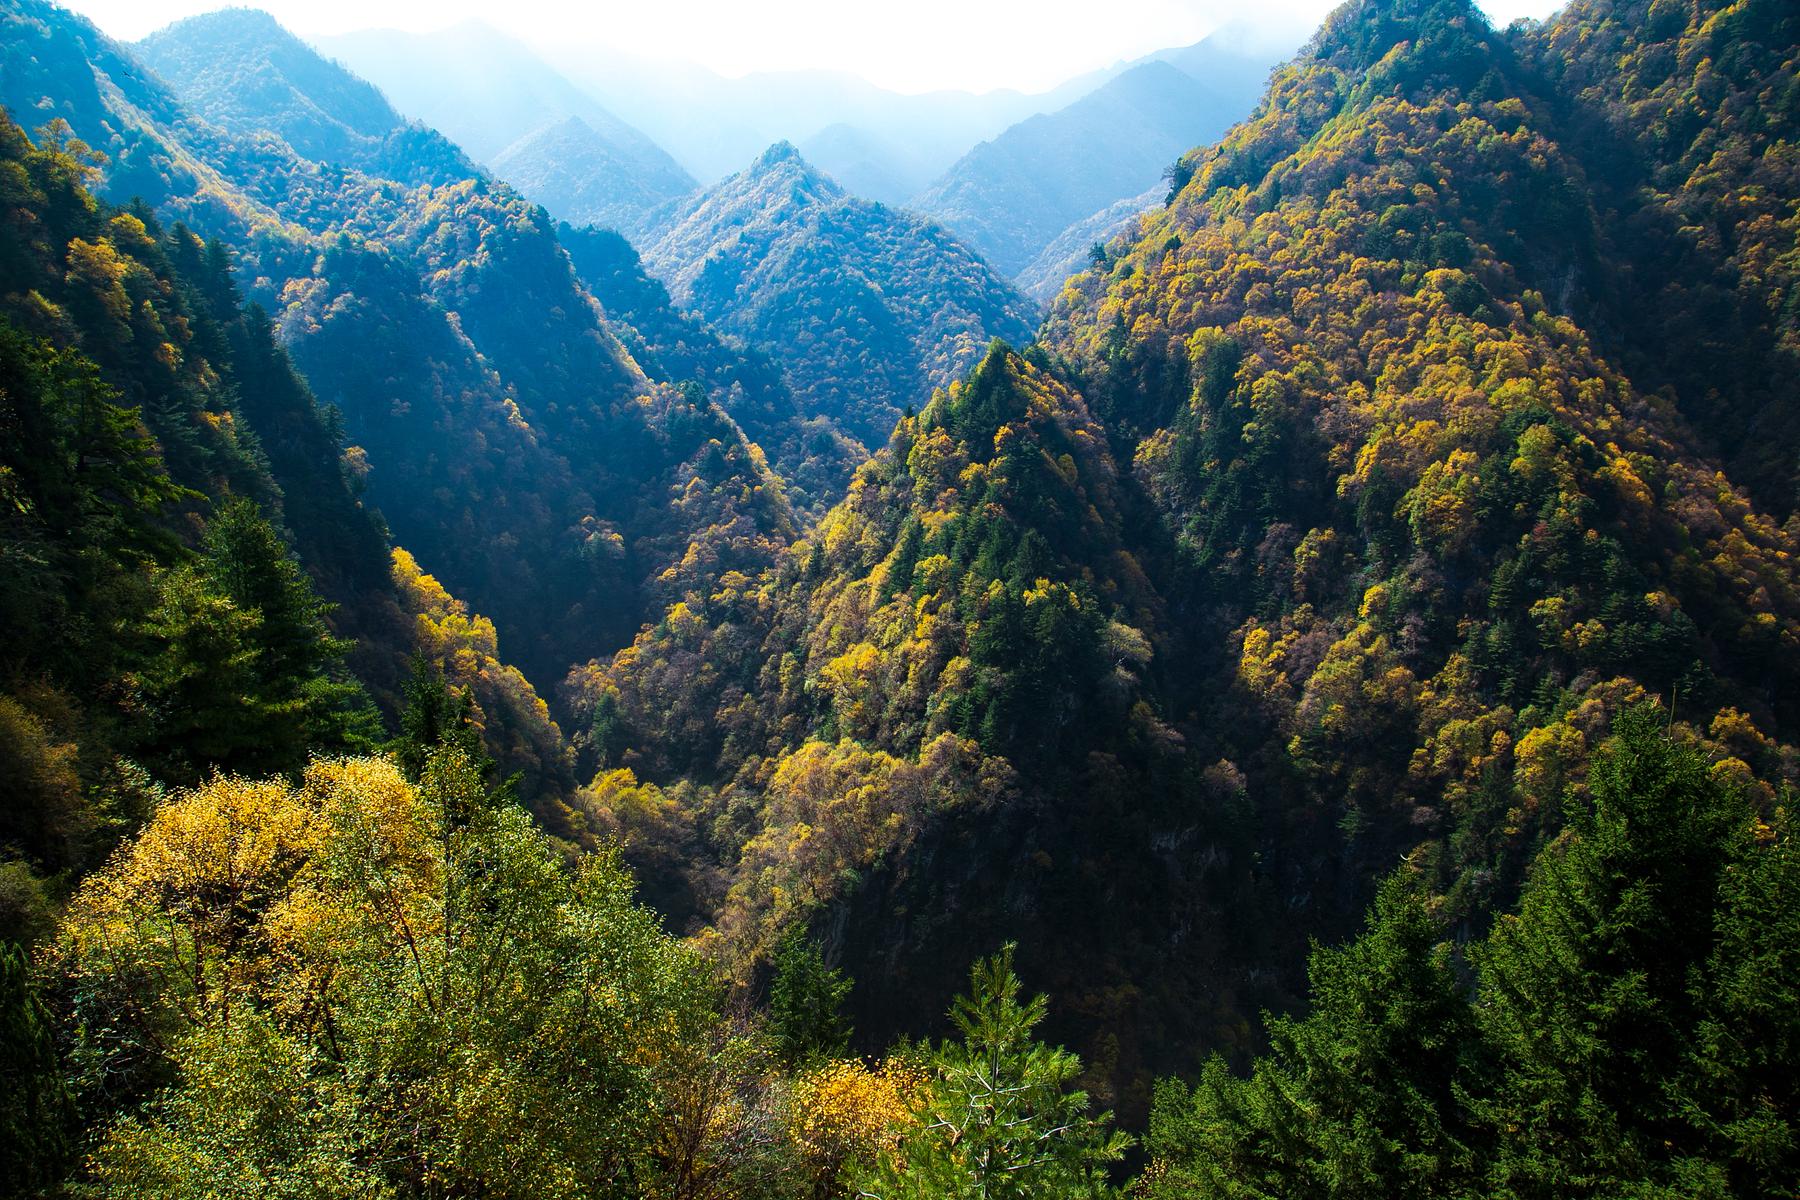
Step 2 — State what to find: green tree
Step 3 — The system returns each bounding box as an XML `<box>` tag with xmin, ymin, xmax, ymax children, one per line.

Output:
<box><xmin>0</xmin><ymin>941</ymin><xmax>73</xmax><ymax>1196</ymax></box>
<box><xmin>858</xmin><ymin>945</ymin><xmax>1130</xmax><ymax>1199</ymax></box>
<box><xmin>768</xmin><ymin>929</ymin><xmax>852</xmax><ymax>1064</ymax></box>
<box><xmin>1145</xmin><ymin>876</ymin><xmax>1490</xmax><ymax>1199</ymax></box>
<box><xmin>60</xmin><ymin>752</ymin><xmax>726</xmax><ymax>1198</ymax></box>
<box><xmin>390</xmin><ymin>654</ymin><xmax>497</xmax><ymax>787</ymax></box>
<box><xmin>198</xmin><ymin>499</ymin><xmax>378</xmax><ymax>757</ymax></box>
<box><xmin>132</xmin><ymin>563</ymin><xmax>280</xmax><ymax>781</ymax></box>
<box><xmin>1475</xmin><ymin>708</ymin><xmax>1779</xmax><ymax>1197</ymax></box>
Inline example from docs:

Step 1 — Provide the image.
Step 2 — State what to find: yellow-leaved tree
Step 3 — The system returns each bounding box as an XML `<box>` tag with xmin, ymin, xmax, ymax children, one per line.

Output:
<box><xmin>51</xmin><ymin>751</ymin><xmax>782</xmax><ymax>1198</ymax></box>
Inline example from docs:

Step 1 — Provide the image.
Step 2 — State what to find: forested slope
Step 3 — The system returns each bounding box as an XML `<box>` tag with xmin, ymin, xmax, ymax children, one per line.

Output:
<box><xmin>134</xmin><ymin>8</ymin><xmax>475</xmax><ymax>188</ymax></box>
<box><xmin>640</xmin><ymin>142</ymin><xmax>1040</xmax><ymax>448</ymax></box>
<box><xmin>575</xmin><ymin>0</ymin><xmax>1800</xmax><ymax>1116</ymax></box>
<box><xmin>2</xmin><ymin>0</ymin><xmax>796</xmax><ymax>690</ymax></box>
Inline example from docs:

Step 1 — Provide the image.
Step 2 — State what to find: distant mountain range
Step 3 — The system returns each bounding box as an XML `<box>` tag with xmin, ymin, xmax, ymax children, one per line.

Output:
<box><xmin>638</xmin><ymin>142</ymin><xmax>1040</xmax><ymax>446</ymax></box>
<box><xmin>538</xmin><ymin>42</ymin><xmax>1095</xmax><ymax>194</ymax></box>
<box><xmin>313</xmin><ymin>21</ymin><xmax>694</xmax><ymax>234</ymax></box>
<box><xmin>912</xmin><ymin>39</ymin><xmax>1275</xmax><ymax>278</ymax></box>
<box><xmin>317</xmin><ymin>18</ymin><xmax>1289</xmax><ymax>235</ymax></box>
<box><xmin>1013</xmin><ymin>184</ymin><xmax>1162</xmax><ymax>303</ymax></box>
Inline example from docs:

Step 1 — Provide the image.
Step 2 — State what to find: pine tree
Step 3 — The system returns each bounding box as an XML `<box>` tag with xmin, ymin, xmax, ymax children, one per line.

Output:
<box><xmin>133</xmin><ymin>563</ymin><xmax>282</xmax><ymax>781</ymax></box>
<box><xmin>768</xmin><ymin>930</ymin><xmax>853</xmax><ymax>1064</ymax></box>
<box><xmin>1146</xmin><ymin>876</ymin><xmax>1491</xmax><ymax>1199</ymax></box>
<box><xmin>389</xmin><ymin>655</ymin><xmax>518</xmax><ymax>821</ymax></box>
<box><xmin>858</xmin><ymin>945</ymin><xmax>1130</xmax><ymax>1199</ymax></box>
<box><xmin>201</xmin><ymin>499</ymin><xmax>378</xmax><ymax>757</ymax></box>
<box><xmin>1476</xmin><ymin>707</ymin><xmax>1761</xmax><ymax>1197</ymax></box>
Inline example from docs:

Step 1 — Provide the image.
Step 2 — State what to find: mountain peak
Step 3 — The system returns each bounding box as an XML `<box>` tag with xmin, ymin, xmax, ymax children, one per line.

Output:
<box><xmin>147</xmin><ymin>5</ymin><xmax>284</xmax><ymax>39</ymax></box>
<box><xmin>752</xmin><ymin>139</ymin><xmax>807</xmax><ymax>170</ymax></box>
<box><xmin>1305</xmin><ymin>0</ymin><xmax>1496</xmax><ymax>79</ymax></box>
<box><xmin>733</xmin><ymin>139</ymin><xmax>841</xmax><ymax>200</ymax></box>
<box><xmin>137</xmin><ymin>6</ymin><xmax>411</xmax><ymax>158</ymax></box>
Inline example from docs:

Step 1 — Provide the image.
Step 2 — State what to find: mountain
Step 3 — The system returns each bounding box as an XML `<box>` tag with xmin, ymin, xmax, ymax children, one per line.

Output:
<box><xmin>534</xmin><ymin>27</ymin><xmax>1300</xmax><ymax>192</ymax></box>
<box><xmin>1013</xmin><ymin>184</ymin><xmax>1161</xmax><ymax>302</ymax></box>
<box><xmin>568</xmin><ymin>0</ymin><xmax>1800</xmax><ymax>1119</ymax></box>
<box><xmin>558</xmin><ymin>222</ymin><xmax>867</xmax><ymax>518</ymax></box>
<box><xmin>2</xmin><ymin>0</ymin><xmax>790</xmax><ymax>696</ymax></box>
<box><xmin>312</xmin><ymin>20</ymin><xmax>694</xmax><ymax>230</ymax></box>
<box><xmin>914</xmin><ymin>52</ymin><xmax>1270</xmax><ymax>278</ymax></box>
<box><xmin>798</xmin><ymin>122</ymin><xmax>935</xmax><ymax>206</ymax></box>
<box><xmin>639</xmin><ymin>142</ymin><xmax>1039</xmax><ymax>447</ymax></box>
<box><xmin>488</xmin><ymin>114</ymin><xmax>693</xmax><ymax>236</ymax></box>
<box><xmin>0</xmin><ymin>102</ymin><xmax>588</xmax><ymax>931</ymax></box>
<box><xmin>566</xmin><ymin>344</ymin><xmax>1221</xmax><ymax>1064</ymax></box>
<box><xmin>134</xmin><ymin>7</ymin><xmax>473</xmax><ymax>187</ymax></box>
<box><xmin>9</xmin><ymin>0</ymin><xmax>1800</xmax><ymax>1192</ymax></box>
<box><xmin>1041</xmin><ymin>0</ymin><xmax>1800</xmax><ymax>985</ymax></box>
<box><xmin>537</xmin><ymin>44</ymin><xmax>1087</xmax><ymax>186</ymax></box>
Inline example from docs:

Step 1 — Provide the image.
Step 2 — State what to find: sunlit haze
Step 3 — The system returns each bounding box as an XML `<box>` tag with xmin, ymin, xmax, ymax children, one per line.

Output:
<box><xmin>60</xmin><ymin>0</ymin><xmax>1565</xmax><ymax>93</ymax></box>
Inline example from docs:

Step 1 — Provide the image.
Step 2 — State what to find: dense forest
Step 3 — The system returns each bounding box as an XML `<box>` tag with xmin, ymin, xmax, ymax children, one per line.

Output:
<box><xmin>2</xmin><ymin>0</ymin><xmax>1799</xmax><ymax>1194</ymax></box>
<box><xmin>639</xmin><ymin>142</ymin><xmax>1042</xmax><ymax>448</ymax></box>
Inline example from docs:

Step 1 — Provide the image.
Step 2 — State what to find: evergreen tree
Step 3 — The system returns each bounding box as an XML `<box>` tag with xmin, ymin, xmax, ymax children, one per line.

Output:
<box><xmin>198</xmin><ymin>499</ymin><xmax>378</xmax><ymax>760</ymax></box>
<box><xmin>390</xmin><ymin>656</ymin><xmax>517</xmax><ymax>821</ymax></box>
<box><xmin>392</xmin><ymin>654</ymin><xmax>486</xmax><ymax>783</ymax></box>
<box><xmin>1146</xmin><ymin>876</ymin><xmax>1491</xmax><ymax>1199</ymax></box>
<box><xmin>768</xmin><ymin>929</ymin><xmax>853</xmax><ymax>1064</ymax></box>
<box><xmin>858</xmin><ymin>945</ymin><xmax>1130</xmax><ymax>1199</ymax></box>
<box><xmin>1475</xmin><ymin>708</ymin><xmax>1777</xmax><ymax>1197</ymax></box>
<box><xmin>132</xmin><ymin>502</ymin><xmax>376</xmax><ymax>782</ymax></box>
<box><xmin>133</xmin><ymin>563</ymin><xmax>282</xmax><ymax>782</ymax></box>
<box><xmin>0</xmin><ymin>942</ymin><xmax>73</xmax><ymax>1196</ymax></box>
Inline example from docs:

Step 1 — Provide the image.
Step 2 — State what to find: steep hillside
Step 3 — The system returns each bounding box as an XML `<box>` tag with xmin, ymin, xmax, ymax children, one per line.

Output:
<box><xmin>559</xmin><ymin>223</ymin><xmax>866</xmax><ymax>518</ymax></box>
<box><xmin>134</xmin><ymin>8</ymin><xmax>473</xmax><ymax>187</ymax></box>
<box><xmin>1519</xmin><ymin>0</ymin><xmax>1800</xmax><ymax>514</ymax></box>
<box><xmin>641</xmin><ymin>142</ymin><xmax>1039</xmax><ymax>447</ymax></box>
<box><xmin>490</xmin><ymin>115</ymin><xmax>694</xmax><ymax>237</ymax></box>
<box><xmin>0</xmin><ymin>109</ymin><xmax>585</xmax><ymax>942</ymax></box>
<box><xmin>573</xmin><ymin>0</ymin><xmax>1800</xmax><ymax>1114</ymax></box>
<box><xmin>2</xmin><ymin>0</ymin><xmax>791</xmax><ymax>692</ymax></box>
<box><xmin>568</xmin><ymin>343</ymin><xmax>1306</xmax><ymax>1112</ymax></box>
<box><xmin>1044</xmin><ymin>0</ymin><xmax>1800</xmax><ymax>923</ymax></box>
<box><xmin>914</xmin><ymin>53</ymin><xmax>1267</xmax><ymax>278</ymax></box>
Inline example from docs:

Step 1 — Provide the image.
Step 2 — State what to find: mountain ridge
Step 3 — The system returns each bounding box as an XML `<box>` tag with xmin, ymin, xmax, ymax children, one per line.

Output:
<box><xmin>913</xmin><ymin>42</ymin><xmax>1273</xmax><ymax>278</ymax></box>
<box><xmin>639</xmin><ymin>141</ymin><xmax>1040</xmax><ymax>447</ymax></box>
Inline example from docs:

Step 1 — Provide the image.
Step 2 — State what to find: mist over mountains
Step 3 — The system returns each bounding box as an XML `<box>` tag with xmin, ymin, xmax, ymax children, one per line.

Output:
<box><xmin>314</xmin><ymin>16</ymin><xmax>1288</xmax><ymax>280</ymax></box>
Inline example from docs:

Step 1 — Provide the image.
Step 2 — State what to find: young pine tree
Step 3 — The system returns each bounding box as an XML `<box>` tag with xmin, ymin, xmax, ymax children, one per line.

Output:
<box><xmin>768</xmin><ymin>929</ymin><xmax>853</xmax><ymax>1064</ymax></box>
<box><xmin>858</xmin><ymin>945</ymin><xmax>1130</xmax><ymax>1200</ymax></box>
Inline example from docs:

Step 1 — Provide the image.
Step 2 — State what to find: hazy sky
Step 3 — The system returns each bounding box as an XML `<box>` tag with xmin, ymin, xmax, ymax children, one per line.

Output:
<box><xmin>63</xmin><ymin>0</ymin><xmax>1567</xmax><ymax>94</ymax></box>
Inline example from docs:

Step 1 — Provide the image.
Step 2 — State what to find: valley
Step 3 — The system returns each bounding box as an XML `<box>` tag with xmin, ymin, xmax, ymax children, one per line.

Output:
<box><xmin>1</xmin><ymin>0</ymin><xmax>1797</xmax><ymax>1195</ymax></box>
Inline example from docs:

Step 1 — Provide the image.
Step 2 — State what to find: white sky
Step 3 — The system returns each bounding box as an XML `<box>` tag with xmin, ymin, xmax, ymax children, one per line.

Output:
<box><xmin>63</xmin><ymin>0</ymin><xmax>1567</xmax><ymax>94</ymax></box>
